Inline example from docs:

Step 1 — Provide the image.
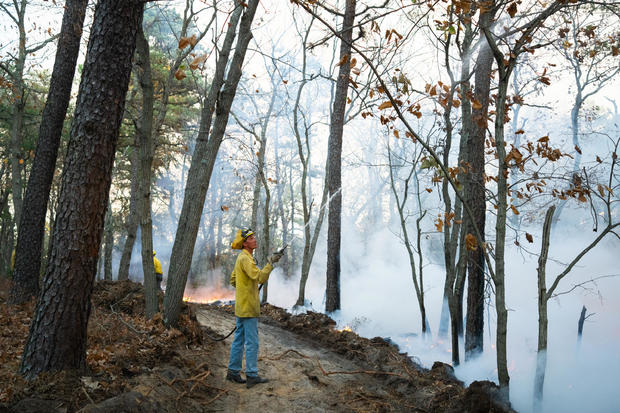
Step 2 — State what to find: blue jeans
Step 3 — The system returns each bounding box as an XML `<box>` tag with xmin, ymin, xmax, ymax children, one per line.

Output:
<box><xmin>227</xmin><ymin>317</ymin><xmax>259</xmax><ymax>377</ymax></box>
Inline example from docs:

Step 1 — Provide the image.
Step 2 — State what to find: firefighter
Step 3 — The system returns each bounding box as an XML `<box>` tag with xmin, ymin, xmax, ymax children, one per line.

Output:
<box><xmin>153</xmin><ymin>251</ymin><xmax>163</xmax><ymax>291</ymax></box>
<box><xmin>226</xmin><ymin>228</ymin><xmax>283</xmax><ymax>388</ymax></box>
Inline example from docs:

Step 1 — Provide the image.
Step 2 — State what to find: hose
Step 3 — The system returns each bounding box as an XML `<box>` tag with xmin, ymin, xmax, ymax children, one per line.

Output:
<box><xmin>202</xmin><ymin>283</ymin><xmax>264</xmax><ymax>342</ymax></box>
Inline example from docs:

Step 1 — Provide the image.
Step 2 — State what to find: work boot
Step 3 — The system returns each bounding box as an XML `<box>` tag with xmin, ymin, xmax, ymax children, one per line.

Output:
<box><xmin>246</xmin><ymin>375</ymin><xmax>269</xmax><ymax>388</ymax></box>
<box><xmin>226</xmin><ymin>370</ymin><xmax>246</xmax><ymax>384</ymax></box>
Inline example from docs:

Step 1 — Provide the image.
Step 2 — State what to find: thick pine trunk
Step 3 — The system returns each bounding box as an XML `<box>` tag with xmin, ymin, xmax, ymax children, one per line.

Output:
<box><xmin>163</xmin><ymin>0</ymin><xmax>258</xmax><ymax>327</ymax></box>
<box><xmin>325</xmin><ymin>0</ymin><xmax>355</xmax><ymax>313</ymax></box>
<box><xmin>10</xmin><ymin>0</ymin><xmax>88</xmax><ymax>304</ymax></box>
<box><xmin>19</xmin><ymin>0</ymin><xmax>144</xmax><ymax>379</ymax></box>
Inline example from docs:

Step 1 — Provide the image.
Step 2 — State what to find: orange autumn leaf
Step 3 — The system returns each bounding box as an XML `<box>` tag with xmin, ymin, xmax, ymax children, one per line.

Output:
<box><xmin>465</xmin><ymin>233</ymin><xmax>478</xmax><ymax>251</ymax></box>
<box><xmin>189</xmin><ymin>54</ymin><xmax>207</xmax><ymax>70</ymax></box>
<box><xmin>435</xmin><ymin>216</ymin><xmax>444</xmax><ymax>232</ymax></box>
<box><xmin>336</xmin><ymin>54</ymin><xmax>349</xmax><ymax>66</ymax></box>
<box><xmin>174</xmin><ymin>69</ymin><xmax>186</xmax><ymax>80</ymax></box>
<box><xmin>378</xmin><ymin>101</ymin><xmax>393</xmax><ymax>110</ymax></box>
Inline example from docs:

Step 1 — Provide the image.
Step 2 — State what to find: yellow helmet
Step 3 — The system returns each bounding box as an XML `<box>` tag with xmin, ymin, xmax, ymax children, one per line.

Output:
<box><xmin>231</xmin><ymin>228</ymin><xmax>254</xmax><ymax>249</ymax></box>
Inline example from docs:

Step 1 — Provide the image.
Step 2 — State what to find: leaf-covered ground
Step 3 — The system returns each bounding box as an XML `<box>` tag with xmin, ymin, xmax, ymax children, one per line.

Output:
<box><xmin>0</xmin><ymin>279</ymin><xmax>514</xmax><ymax>412</ymax></box>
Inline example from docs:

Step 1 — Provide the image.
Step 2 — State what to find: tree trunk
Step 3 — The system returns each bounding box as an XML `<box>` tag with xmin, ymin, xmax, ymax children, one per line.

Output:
<box><xmin>19</xmin><ymin>0</ymin><xmax>144</xmax><ymax>379</ymax></box>
<box><xmin>9</xmin><ymin>1</ymin><xmax>27</xmax><ymax>235</ymax></box>
<box><xmin>465</xmin><ymin>39</ymin><xmax>493</xmax><ymax>360</ymax></box>
<box><xmin>117</xmin><ymin>149</ymin><xmax>140</xmax><ymax>281</ymax></box>
<box><xmin>103</xmin><ymin>203</ymin><xmax>113</xmax><ymax>281</ymax></box>
<box><xmin>135</xmin><ymin>26</ymin><xmax>158</xmax><ymax>318</ymax></box>
<box><xmin>274</xmin><ymin>135</ymin><xmax>290</xmax><ymax>276</ymax></box>
<box><xmin>492</xmin><ymin>71</ymin><xmax>511</xmax><ymax>400</ymax></box>
<box><xmin>577</xmin><ymin>306</ymin><xmax>587</xmax><ymax>338</ymax></box>
<box><xmin>163</xmin><ymin>0</ymin><xmax>258</xmax><ymax>327</ymax></box>
<box><xmin>325</xmin><ymin>0</ymin><xmax>355</xmax><ymax>313</ymax></box>
<box><xmin>533</xmin><ymin>205</ymin><xmax>554</xmax><ymax>411</ymax></box>
<box><xmin>10</xmin><ymin>0</ymin><xmax>88</xmax><ymax>304</ymax></box>
<box><xmin>260</xmin><ymin>181</ymin><xmax>271</xmax><ymax>304</ymax></box>
<box><xmin>292</xmin><ymin>15</ymin><xmax>330</xmax><ymax>306</ymax></box>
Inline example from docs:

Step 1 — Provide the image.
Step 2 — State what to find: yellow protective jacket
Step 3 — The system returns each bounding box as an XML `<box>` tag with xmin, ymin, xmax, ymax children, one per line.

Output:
<box><xmin>153</xmin><ymin>256</ymin><xmax>163</xmax><ymax>275</ymax></box>
<box><xmin>230</xmin><ymin>249</ymin><xmax>273</xmax><ymax>317</ymax></box>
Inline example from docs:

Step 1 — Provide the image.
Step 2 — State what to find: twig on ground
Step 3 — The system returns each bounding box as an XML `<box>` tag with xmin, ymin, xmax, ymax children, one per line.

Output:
<box><xmin>201</xmin><ymin>389</ymin><xmax>226</xmax><ymax>406</ymax></box>
<box><xmin>261</xmin><ymin>349</ymin><xmax>312</xmax><ymax>360</ymax></box>
<box><xmin>81</xmin><ymin>387</ymin><xmax>94</xmax><ymax>404</ymax></box>
<box><xmin>109</xmin><ymin>305</ymin><xmax>149</xmax><ymax>336</ymax></box>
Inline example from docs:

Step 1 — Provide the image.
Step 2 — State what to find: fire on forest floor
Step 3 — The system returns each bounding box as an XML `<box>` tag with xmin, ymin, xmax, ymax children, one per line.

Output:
<box><xmin>0</xmin><ymin>279</ymin><xmax>515</xmax><ymax>412</ymax></box>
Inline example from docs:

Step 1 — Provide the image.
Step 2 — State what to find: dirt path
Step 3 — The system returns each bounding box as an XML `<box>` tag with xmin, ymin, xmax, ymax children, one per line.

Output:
<box><xmin>196</xmin><ymin>307</ymin><xmax>400</xmax><ymax>412</ymax></box>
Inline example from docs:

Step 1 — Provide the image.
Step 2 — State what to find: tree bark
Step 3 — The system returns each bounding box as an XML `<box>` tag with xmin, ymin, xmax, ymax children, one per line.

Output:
<box><xmin>533</xmin><ymin>205</ymin><xmax>554</xmax><ymax>411</ymax></box>
<box><xmin>117</xmin><ymin>149</ymin><xmax>140</xmax><ymax>281</ymax></box>
<box><xmin>10</xmin><ymin>0</ymin><xmax>89</xmax><ymax>304</ymax></box>
<box><xmin>103</xmin><ymin>203</ymin><xmax>113</xmax><ymax>281</ymax></box>
<box><xmin>464</xmin><ymin>38</ymin><xmax>493</xmax><ymax>360</ymax></box>
<box><xmin>577</xmin><ymin>306</ymin><xmax>587</xmax><ymax>338</ymax></box>
<box><xmin>163</xmin><ymin>0</ymin><xmax>258</xmax><ymax>327</ymax></box>
<box><xmin>135</xmin><ymin>25</ymin><xmax>158</xmax><ymax>318</ymax></box>
<box><xmin>19</xmin><ymin>0</ymin><xmax>144</xmax><ymax>379</ymax></box>
<box><xmin>8</xmin><ymin>0</ymin><xmax>28</xmax><ymax>235</ymax></box>
<box><xmin>325</xmin><ymin>0</ymin><xmax>356</xmax><ymax>313</ymax></box>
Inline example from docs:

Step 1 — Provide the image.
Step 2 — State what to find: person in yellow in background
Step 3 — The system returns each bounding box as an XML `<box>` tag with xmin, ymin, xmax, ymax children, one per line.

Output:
<box><xmin>10</xmin><ymin>249</ymin><xmax>15</xmax><ymax>273</ymax></box>
<box><xmin>226</xmin><ymin>228</ymin><xmax>283</xmax><ymax>388</ymax></box>
<box><xmin>153</xmin><ymin>251</ymin><xmax>163</xmax><ymax>291</ymax></box>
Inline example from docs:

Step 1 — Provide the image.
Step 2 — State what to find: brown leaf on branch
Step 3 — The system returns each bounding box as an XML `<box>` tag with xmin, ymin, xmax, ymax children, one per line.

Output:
<box><xmin>174</xmin><ymin>69</ymin><xmax>186</xmax><ymax>80</ymax></box>
<box><xmin>525</xmin><ymin>233</ymin><xmax>533</xmax><ymax>243</ymax></box>
<box><xmin>178</xmin><ymin>37</ymin><xmax>191</xmax><ymax>49</ymax></box>
<box><xmin>435</xmin><ymin>216</ymin><xmax>444</xmax><ymax>232</ymax></box>
<box><xmin>336</xmin><ymin>54</ymin><xmax>349</xmax><ymax>66</ymax></box>
<box><xmin>507</xmin><ymin>2</ymin><xmax>518</xmax><ymax>18</ymax></box>
<box><xmin>189</xmin><ymin>54</ymin><xmax>207</xmax><ymax>70</ymax></box>
<box><xmin>510</xmin><ymin>205</ymin><xmax>520</xmax><ymax>215</ymax></box>
<box><xmin>178</xmin><ymin>34</ymin><xmax>197</xmax><ymax>50</ymax></box>
<box><xmin>575</xmin><ymin>145</ymin><xmax>582</xmax><ymax>154</ymax></box>
<box><xmin>465</xmin><ymin>233</ymin><xmax>478</xmax><ymax>251</ymax></box>
<box><xmin>378</xmin><ymin>101</ymin><xmax>393</xmax><ymax>110</ymax></box>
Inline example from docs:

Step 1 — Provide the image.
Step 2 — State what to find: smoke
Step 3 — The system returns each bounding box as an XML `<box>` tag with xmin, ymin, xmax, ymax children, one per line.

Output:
<box><xmin>266</xmin><ymin>208</ymin><xmax>620</xmax><ymax>413</ymax></box>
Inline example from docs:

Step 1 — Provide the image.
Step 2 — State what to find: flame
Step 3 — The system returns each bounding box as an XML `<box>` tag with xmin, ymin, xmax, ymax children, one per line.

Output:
<box><xmin>338</xmin><ymin>326</ymin><xmax>353</xmax><ymax>332</ymax></box>
<box><xmin>183</xmin><ymin>286</ymin><xmax>234</xmax><ymax>304</ymax></box>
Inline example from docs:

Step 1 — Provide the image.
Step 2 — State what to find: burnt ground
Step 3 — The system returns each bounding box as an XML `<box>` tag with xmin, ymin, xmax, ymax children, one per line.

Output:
<box><xmin>0</xmin><ymin>279</ymin><xmax>515</xmax><ymax>412</ymax></box>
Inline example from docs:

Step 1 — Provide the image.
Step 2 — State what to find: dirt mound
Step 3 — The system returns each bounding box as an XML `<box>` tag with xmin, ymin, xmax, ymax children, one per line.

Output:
<box><xmin>1</xmin><ymin>280</ymin><xmax>515</xmax><ymax>413</ymax></box>
<box><xmin>208</xmin><ymin>302</ymin><xmax>515</xmax><ymax>412</ymax></box>
<box><xmin>0</xmin><ymin>280</ymin><xmax>214</xmax><ymax>413</ymax></box>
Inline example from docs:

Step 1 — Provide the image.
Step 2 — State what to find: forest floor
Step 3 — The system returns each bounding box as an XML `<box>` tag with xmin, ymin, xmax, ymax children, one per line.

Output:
<box><xmin>0</xmin><ymin>279</ymin><xmax>514</xmax><ymax>412</ymax></box>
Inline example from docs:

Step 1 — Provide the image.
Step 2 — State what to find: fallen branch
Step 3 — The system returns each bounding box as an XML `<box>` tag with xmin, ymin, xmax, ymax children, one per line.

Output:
<box><xmin>109</xmin><ymin>305</ymin><xmax>149</xmax><ymax>336</ymax></box>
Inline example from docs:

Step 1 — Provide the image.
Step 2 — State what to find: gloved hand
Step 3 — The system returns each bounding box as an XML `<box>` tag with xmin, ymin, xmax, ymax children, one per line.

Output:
<box><xmin>267</xmin><ymin>252</ymin><xmax>283</xmax><ymax>265</ymax></box>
